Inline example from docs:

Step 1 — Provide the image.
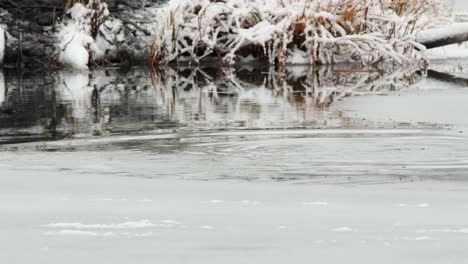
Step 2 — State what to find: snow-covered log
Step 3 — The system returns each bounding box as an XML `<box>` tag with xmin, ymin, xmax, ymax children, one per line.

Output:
<box><xmin>417</xmin><ymin>23</ymin><xmax>468</xmax><ymax>49</ymax></box>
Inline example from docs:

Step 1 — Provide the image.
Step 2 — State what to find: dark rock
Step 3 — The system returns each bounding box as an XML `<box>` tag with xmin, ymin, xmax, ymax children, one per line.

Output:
<box><xmin>0</xmin><ymin>0</ymin><xmax>165</xmax><ymax>67</ymax></box>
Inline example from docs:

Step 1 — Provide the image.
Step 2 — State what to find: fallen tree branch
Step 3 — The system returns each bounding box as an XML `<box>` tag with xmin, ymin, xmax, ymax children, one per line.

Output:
<box><xmin>417</xmin><ymin>23</ymin><xmax>468</xmax><ymax>49</ymax></box>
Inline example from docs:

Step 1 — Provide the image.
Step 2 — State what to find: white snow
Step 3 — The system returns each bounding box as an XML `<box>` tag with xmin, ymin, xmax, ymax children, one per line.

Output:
<box><xmin>286</xmin><ymin>46</ymin><xmax>309</xmax><ymax>65</ymax></box>
<box><xmin>402</xmin><ymin>236</ymin><xmax>434</xmax><ymax>241</ymax></box>
<box><xmin>56</xmin><ymin>2</ymin><xmax>119</xmax><ymax>69</ymax></box>
<box><xmin>302</xmin><ymin>201</ymin><xmax>329</xmax><ymax>206</ymax></box>
<box><xmin>57</xmin><ymin>4</ymin><xmax>94</xmax><ymax>69</ymax></box>
<box><xmin>208</xmin><ymin>200</ymin><xmax>225</xmax><ymax>204</ymax></box>
<box><xmin>331</xmin><ymin>227</ymin><xmax>354</xmax><ymax>233</ymax></box>
<box><xmin>45</xmin><ymin>230</ymin><xmax>115</xmax><ymax>237</ymax></box>
<box><xmin>200</xmin><ymin>225</ymin><xmax>215</xmax><ymax>230</ymax></box>
<box><xmin>426</xmin><ymin>44</ymin><xmax>468</xmax><ymax>60</ymax></box>
<box><xmin>417</xmin><ymin>203</ymin><xmax>431</xmax><ymax>208</ymax></box>
<box><xmin>417</xmin><ymin>23</ymin><xmax>468</xmax><ymax>44</ymax></box>
<box><xmin>417</xmin><ymin>228</ymin><xmax>468</xmax><ymax>234</ymax></box>
<box><xmin>44</xmin><ymin>219</ymin><xmax>156</xmax><ymax>229</ymax></box>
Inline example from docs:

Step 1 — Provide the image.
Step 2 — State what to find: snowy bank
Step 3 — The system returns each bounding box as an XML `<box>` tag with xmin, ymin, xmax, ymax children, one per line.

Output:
<box><xmin>148</xmin><ymin>0</ymin><xmax>451</xmax><ymax>68</ymax></box>
<box><xmin>3</xmin><ymin>0</ymin><xmax>468</xmax><ymax>69</ymax></box>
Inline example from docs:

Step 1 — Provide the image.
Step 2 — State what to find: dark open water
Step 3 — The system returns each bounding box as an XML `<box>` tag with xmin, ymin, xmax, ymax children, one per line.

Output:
<box><xmin>1</xmin><ymin>65</ymin><xmax>468</xmax><ymax>183</ymax></box>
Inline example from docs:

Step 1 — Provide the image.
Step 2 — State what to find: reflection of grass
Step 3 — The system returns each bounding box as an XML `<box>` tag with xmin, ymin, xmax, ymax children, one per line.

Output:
<box><xmin>149</xmin><ymin>65</ymin><xmax>420</xmax><ymax>110</ymax></box>
<box><xmin>149</xmin><ymin>0</ymin><xmax>449</xmax><ymax>69</ymax></box>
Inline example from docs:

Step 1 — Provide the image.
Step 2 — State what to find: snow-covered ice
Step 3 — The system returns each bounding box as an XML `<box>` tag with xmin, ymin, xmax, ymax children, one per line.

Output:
<box><xmin>2</xmin><ymin>167</ymin><xmax>468</xmax><ymax>264</ymax></box>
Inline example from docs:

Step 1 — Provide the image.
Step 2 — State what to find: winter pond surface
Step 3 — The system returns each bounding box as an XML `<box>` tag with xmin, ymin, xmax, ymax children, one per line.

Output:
<box><xmin>1</xmin><ymin>63</ymin><xmax>468</xmax><ymax>263</ymax></box>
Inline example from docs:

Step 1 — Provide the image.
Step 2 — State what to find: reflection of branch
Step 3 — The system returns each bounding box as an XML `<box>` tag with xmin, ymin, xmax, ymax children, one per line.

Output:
<box><xmin>425</xmin><ymin>69</ymin><xmax>468</xmax><ymax>87</ymax></box>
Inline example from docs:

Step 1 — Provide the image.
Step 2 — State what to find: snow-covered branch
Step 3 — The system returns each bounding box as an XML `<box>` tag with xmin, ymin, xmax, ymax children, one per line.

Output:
<box><xmin>148</xmin><ymin>0</ymin><xmax>451</xmax><ymax>68</ymax></box>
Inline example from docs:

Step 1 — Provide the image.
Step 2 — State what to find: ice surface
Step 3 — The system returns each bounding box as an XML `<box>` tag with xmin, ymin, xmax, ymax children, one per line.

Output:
<box><xmin>1</xmin><ymin>168</ymin><xmax>468</xmax><ymax>264</ymax></box>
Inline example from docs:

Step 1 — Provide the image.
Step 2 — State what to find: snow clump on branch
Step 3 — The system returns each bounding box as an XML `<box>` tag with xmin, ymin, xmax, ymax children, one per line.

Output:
<box><xmin>56</xmin><ymin>0</ymin><xmax>123</xmax><ymax>69</ymax></box>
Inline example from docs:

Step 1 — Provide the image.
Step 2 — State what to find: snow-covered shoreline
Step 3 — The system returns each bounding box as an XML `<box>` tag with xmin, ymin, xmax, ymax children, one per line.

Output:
<box><xmin>3</xmin><ymin>0</ymin><xmax>468</xmax><ymax>69</ymax></box>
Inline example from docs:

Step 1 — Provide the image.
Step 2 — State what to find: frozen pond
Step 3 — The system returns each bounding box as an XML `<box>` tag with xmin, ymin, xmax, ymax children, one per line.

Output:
<box><xmin>1</xmin><ymin>63</ymin><xmax>468</xmax><ymax>263</ymax></box>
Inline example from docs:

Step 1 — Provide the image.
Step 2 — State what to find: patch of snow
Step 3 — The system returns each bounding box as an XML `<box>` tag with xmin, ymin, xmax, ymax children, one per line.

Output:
<box><xmin>417</xmin><ymin>203</ymin><xmax>431</xmax><ymax>208</ymax></box>
<box><xmin>44</xmin><ymin>219</ymin><xmax>156</xmax><ymax>229</ymax></box>
<box><xmin>302</xmin><ymin>201</ymin><xmax>329</xmax><ymax>206</ymax></box>
<box><xmin>417</xmin><ymin>23</ymin><xmax>468</xmax><ymax>45</ymax></box>
<box><xmin>56</xmin><ymin>2</ymin><xmax>120</xmax><ymax>69</ymax></box>
<box><xmin>200</xmin><ymin>225</ymin><xmax>215</xmax><ymax>230</ymax></box>
<box><xmin>160</xmin><ymin>220</ymin><xmax>181</xmax><ymax>225</ymax></box>
<box><xmin>402</xmin><ymin>236</ymin><xmax>434</xmax><ymax>241</ymax></box>
<box><xmin>57</xmin><ymin>4</ymin><xmax>94</xmax><ymax>69</ymax></box>
<box><xmin>120</xmin><ymin>232</ymin><xmax>153</xmax><ymax>237</ymax></box>
<box><xmin>45</xmin><ymin>230</ymin><xmax>114</xmax><ymax>237</ymax></box>
<box><xmin>286</xmin><ymin>46</ymin><xmax>309</xmax><ymax>65</ymax></box>
<box><xmin>417</xmin><ymin>228</ymin><xmax>468</xmax><ymax>234</ymax></box>
<box><xmin>239</xmin><ymin>200</ymin><xmax>260</xmax><ymax>205</ymax></box>
<box><xmin>208</xmin><ymin>200</ymin><xmax>225</xmax><ymax>204</ymax></box>
<box><xmin>426</xmin><ymin>44</ymin><xmax>468</xmax><ymax>60</ymax></box>
<box><xmin>331</xmin><ymin>227</ymin><xmax>354</xmax><ymax>233</ymax></box>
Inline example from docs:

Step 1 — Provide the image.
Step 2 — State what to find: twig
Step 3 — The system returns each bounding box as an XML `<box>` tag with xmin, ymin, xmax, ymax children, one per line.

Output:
<box><xmin>112</xmin><ymin>14</ymin><xmax>151</xmax><ymax>36</ymax></box>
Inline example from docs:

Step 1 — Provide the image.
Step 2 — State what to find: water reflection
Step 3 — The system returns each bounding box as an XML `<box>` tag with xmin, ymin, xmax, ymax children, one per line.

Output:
<box><xmin>0</xmin><ymin>71</ymin><xmax>5</xmax><ymax>106</ymax></box>
<box><xmin>0</xmin><ymin>65</ymin><xmax>437</xmax><ymax>144</ymax></box>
